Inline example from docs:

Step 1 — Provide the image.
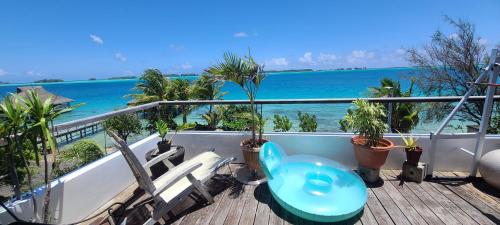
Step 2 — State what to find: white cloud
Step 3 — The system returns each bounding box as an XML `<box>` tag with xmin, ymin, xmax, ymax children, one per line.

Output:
<box><xmin>25</xmin><ymin>70</ymin><xmax>43</xmax><ymax>77</ymax></box>
<box><xmin>181</xmin><ymin>63</ymin><xmax>192</xmax><ymax>70</ymax></box>
<box><xmin>299</xmin><ymin>52</ymin><xmax>314</xmax><ymax>64</ymax></box>
<box><xmin>318</xmin><ymin>53</ymin><xmax>340</xmax><ymax>63</ymax></box>
<box><xmin>114</xmin><ymin>53</ymin><xmax>127</xmax><ymax>62</ymax></box>
<box><xmin>347</xmin><ymin>50</ymin><xmax>375</xmax><ymax>63</ymax></box>
<box><xmin>395</xmin><ymin>48</ymin><xmax>406</xmax><ymax>55</ymax></box>
<box><xmin>169</xmin><ymin>44</ymin><xmax>184</xmax><ymax>50</ymax></box>
<box><xmin>89</xmin><ymin>34</ymin><xmax>104</xmax><ymax>44</ymax></box>
<box><xmin>233</xmin><ymin>32</ymin><xmax>248</xmax><ymax>38</ymax></box>
<box><xmin>266</xmin><ymin>57</ymin><xmax>289</xmax><ymax>66</ymax></box>
<box><xmin>478</xmin><ymin>38</ymin><xmax>488</xmax><ymax>46</ymax></box>
<box><xmin>0</xmin><ymin>68</ymin><xmax>6</xmax><ymax>76</ymax></box>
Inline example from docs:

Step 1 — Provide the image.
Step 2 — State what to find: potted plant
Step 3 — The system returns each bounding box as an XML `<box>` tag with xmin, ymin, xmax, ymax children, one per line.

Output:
<box><xmin>155</xmin><ymin>119</ymin><xmax>171</xmax><ymax>153</ymax></box>
<box><xmin>398</xmin><ymin>132</ymin><xmax>422</xmax><ymax>166</ymax></box>
<box><xmin>341</xmin><ymin>99</ymin><xmax>394</xmax><ymax>169</ymax></box>
<box><xmin>207</xmin><ymin>52</ymin><xmax>267</xmax><ymax>173</ymax></box>
<box><xmin>147</xmin><ymin>121</ymin><xmax>194</xmax><ymax>179</ymax></box>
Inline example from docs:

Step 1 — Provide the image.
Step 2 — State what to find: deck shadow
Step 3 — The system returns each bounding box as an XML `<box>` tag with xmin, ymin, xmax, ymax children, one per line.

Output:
<box><xmin>255</xmin><ymin>183</ymin><xmax>362</xmax><ymax>225</ymax></box>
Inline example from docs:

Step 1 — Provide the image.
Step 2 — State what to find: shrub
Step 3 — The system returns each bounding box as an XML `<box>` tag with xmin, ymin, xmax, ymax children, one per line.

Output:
<box><xmin>54</xmin><ymin>140</ymin><xmax>105</xmax><ymax>177</ymax></box>
<box><xmin>273</xmin><ymin>115</ymin><xmax>292</xmax><ymax>132</ymax></box>
<box><xmin>103</xmin><ymin>113</ymin><xmax>142</xmax><ymax>142</ymax></box>
<box><xmin>298</xmin><ymin>112</ymin><xmax>317</xmax><ymax>132</ymax></box>
<box><xmin>221</xmin><ymin>105</ymin><xmax>254</xmax><ymax>131</ymax></box>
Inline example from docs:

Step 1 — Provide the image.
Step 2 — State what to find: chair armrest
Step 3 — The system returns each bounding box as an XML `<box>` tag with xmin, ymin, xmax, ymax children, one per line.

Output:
<box><xmin>210</xmin><ymin>157</ymin><xmax>236</xmax><ymax>173</ymax></box>
<box><xmin>143</xmin><ymin>148</ymin><xmax>178</xmax><ymax>169</ymax></box>
<box><xmin>152</xmin><ymin>162</ymin><xmax>202</xmax><ymax>197</ymax></box>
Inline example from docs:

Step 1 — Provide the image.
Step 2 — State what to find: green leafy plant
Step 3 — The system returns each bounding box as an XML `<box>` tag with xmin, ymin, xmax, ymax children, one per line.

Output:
<box><xmin>273</xmin><ymin>114</ymin><xmax>292</xmax><ymax>132</ymax></box>
<box><xmin>54</xmin><ymin>140</ymin><xmax>105</xmax><ymax>177</ymax></box>
<box><xmin>103</xmin><ymin>113</ymin><xmax>142</xmax><ymax>143</ymax></box>
<box><xmin>23</xmin><ymin>90</ymin><xmax>78</xmax><ymax>223</ymax></box>
<box><xmin>340</xmin><ymin>99</ymin><xmax>387</xmax><ymax>147</ymax></box>
<box><xmin>298</xmin><ymin>112</ymin><xmax>317</xmax><ymax>132</ymax></box>
<box><xmin>397</xmin><ymin>131</ymin><xmax>419</xmax><ymax>151</ymax></box>
<box><xmin>221</xmin><ymin>105</ymin><xmax>254</xmax><ymax>131</ymax></box>
<box><xmin>207</xmin><ymin>51</ymin><xmax>266</xmax><ymax>147</ymax></box>
<box><xmin>369</xmin><ymin>78</ymin><xmax>419</xmax><ymax>132</ymax></box>
<box><xmin>155</xmin><ymin>120</ymin><xmax>169</xmax><ymax>143</ymax></box>
<box><xmin>201</xmin><ymin>105</ymin><xmax>225</xmax><ymax>130</ymax></box>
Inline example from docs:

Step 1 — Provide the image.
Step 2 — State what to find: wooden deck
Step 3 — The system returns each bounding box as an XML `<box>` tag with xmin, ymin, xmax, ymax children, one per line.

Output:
<box><xmin>90</xmin><ymin>166</ymin><xmax>500</xmax><ymax>225</ymax></box>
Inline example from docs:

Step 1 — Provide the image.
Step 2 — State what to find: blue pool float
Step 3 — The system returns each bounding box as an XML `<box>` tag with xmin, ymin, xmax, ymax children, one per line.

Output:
<box><xmin>259</xmin><ymin>142</ymin><xmax>367</xmax><ymax>223</ymax></box>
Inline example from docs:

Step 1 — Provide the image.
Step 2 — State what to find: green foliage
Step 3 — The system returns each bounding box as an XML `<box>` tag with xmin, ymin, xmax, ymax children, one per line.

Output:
<box><xmin>103</xmin><ymin>113</ymin><xmax>142</xmax><ymax>143</ymax></box>
<box><xmin>54</xmin><ymin>140</ymin><xmax>105</xmax><ymax>177</ymax></box>
<box><xmin>201</xmin><ymin>105</ymin><xmax>225</xmax><ymax>130</ymax></box>
<box><xmin>369</xmin><ymin>78</ymin><xmax>419</xmax><ymax>132</ymax></box>
<box><xmin>130</xmin><ymin>69</ymin><xmax>176</xmax><ymax>133</ymax></box>
<box><xmin>397</xmin><ymin>131</ymin><xmax>419</xmax><ymax>151</ymax></box>
<box><xmin>155</xmin><ymin>120</ymin><xmax>169</xmax><ymax>142</ymax></box>
<box><xmin>340</xmin><ymin>100</ymin><xmax>387</xmax><ymax>147</ymax></box>
<box><xmin>191</xmin><ymin>73</ymin><xmax>227</xmax><ymax>101</ymax></box>
<box><xmin>273</xmin><ymin>114</ymin><xmax>292</xmax><ymax>132</ymax></box>
<box><xmin>298</xmin><ymin>112</ymin><xmax>317</xmax><ymax>132</ymax></box>
<box><xmin>221</xmin><ymin>105</ymin><xmax>254</xmax><ymax>131</ymax></box>
<box><xmin>207</xmin><ymin>51</ymin><xmax>266</xmax><ymax>146</ymax></box>
<box><xmin>169</xmin><ymin>79</ymin><xmax>196</xmax><ymax>124</ymax></box>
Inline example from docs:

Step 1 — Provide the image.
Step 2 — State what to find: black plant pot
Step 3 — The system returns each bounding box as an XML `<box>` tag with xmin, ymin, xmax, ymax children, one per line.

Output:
<box><xmin>157</xmin><ymin>141</ymin><xmax>171</xmax><ymax>153</ymax></box>
<box><xmin>145</xmin><ymin>145</ymin><xmax>185</xmax><ymax>180</ymax></box>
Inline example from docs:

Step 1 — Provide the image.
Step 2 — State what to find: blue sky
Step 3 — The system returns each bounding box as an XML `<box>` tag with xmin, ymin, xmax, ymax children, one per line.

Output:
<box><xmin>0</xmin><ymin>0</ymin><xmax>499</xmax><ymax>83</ymax></box>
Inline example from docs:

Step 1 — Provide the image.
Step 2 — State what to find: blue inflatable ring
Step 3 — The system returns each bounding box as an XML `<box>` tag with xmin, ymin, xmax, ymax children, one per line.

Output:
<box><xmin>259</xmin><ymin>142</ymin><xmax>367</xmax><ymax>223</ymax></box>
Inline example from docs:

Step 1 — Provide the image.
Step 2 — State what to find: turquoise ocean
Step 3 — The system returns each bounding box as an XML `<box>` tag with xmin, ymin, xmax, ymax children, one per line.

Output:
<box><xmin>0</xmin><ymin>68</ymin><xmax>455</xmax><ymax>134</ymax></box>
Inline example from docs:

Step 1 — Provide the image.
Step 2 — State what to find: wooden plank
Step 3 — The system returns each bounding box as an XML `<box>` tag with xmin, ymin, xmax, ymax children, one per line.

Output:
<box><xmin>223</xmin><ymin>185</ymin><xmax>254</xmax><ymax>225</ymax></box>
<box><xmin>359</xmin><ymin>204</ymin><xmax>377</xmax><ymax>225</ymax></box>
<box><xmin>209</xmin><ymin>184</ymin><xmax>238</xmax><ymax>225</ymax></box>
<box><xmin>239</xmin><ymin>184</ymin><xmax>261</xmax><ymax>225</ymax></box>
<box><xmin>371</xmin><ymin>183</ymin><xmax>410</xmax><ymax>225</ymax></box>
<box><xmin>194</xmin><ymin>187</ymin><xmax>229</xmax><ymax>225</ymax></box>
<box><xmin>268</xmin><ymin>196</ymin><xmax>284</xmax><ymax>225</ymax></box>
<box><xmin>365</xmin><ymin>188</ymin><xmax>394</xmax><ymax>225</ymax></box>
<box><xmin>387</xmin><ymin>170</ymin><xmax>462</xmax><ymax>225</ymax></box>
<box><xmin>377</xmin><ymin>172</ymin><xmax>427</xmax><ymax>225</ymax></box>
<box><xmin>254</xmin><ymin>185</ymin><xmax>272</xmax><ymax>225</ymax></box>
<box><xmin>433</xmin><ymin>172</ymin><xmax>500</xmax><ymax>224</ymax></box>
<box><xmin>381</xmin><ymin>171</ymin><xmax>444</xmax><ymax>225</ymax></box>
<box><xmin>452</xmin><ymin>171</ymin><xmax>500</xmax><ymax>210</ymax></box>
<box><xmin>423</xmin><ymin>174</ymin><xmax>492</xmax><ymax>225</ymax></box>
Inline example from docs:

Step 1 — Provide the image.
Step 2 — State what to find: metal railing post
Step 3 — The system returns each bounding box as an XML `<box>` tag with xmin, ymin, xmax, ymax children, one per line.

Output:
<box><xmin>470</xmin><ymin>50</ymin><xmax>500</xmax><ymax>176</ymax></box>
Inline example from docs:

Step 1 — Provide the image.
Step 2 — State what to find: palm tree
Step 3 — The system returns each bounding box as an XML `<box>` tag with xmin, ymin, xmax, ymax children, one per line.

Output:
<box><xmin>169</xmin><ymin>79</ymin><xmax>196</xmax><ymax>124</ymax></box>
<box><xmin>207</xmin><ymin>52</ymin><xmax>265</xmax><ymax>147</ymax></box>
<box><xmin>23</xmin><ymin>90</ymin><xmax>75</xmax><ymax>223</ymax></box>
<box><xmin>191</xmin><ymin>73</ymin><xmax>227</xmax><ymax>113</ymax></box>
<box><xmin>0</xmin><ymin>96</ymin><xmax>38</xmax><ymax>217</ymax></box>
<box><xmin>368</xmin><ymin>78</ymin><xmax>419</xmax><ymax>132</ymax></box>
<box><xmin>129</xmin><ymin>69</ymin><xmax>172</xmax><ymax>105</ymax></box>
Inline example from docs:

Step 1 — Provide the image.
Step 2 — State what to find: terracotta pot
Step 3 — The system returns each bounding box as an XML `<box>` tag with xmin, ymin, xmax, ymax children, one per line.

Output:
<box><xmin>241</xmin><ymin>138</ymin><xmax>268</xmax><ymax>171</ymax></box>
<box><xmin>405</xmin><ymin>146</ymin><xmax>423</xmax><ymax>166</ymax></box>
<box><xmin>352</xmin><ymin>136</ymin><xmax>394</xmax><ymax>169</ymax></box>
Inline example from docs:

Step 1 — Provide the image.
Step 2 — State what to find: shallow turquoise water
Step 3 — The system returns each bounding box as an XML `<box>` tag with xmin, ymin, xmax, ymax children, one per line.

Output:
<box><xmin>1</xmin><ymin>68</ymin><xmax>449</xmax><ymax>133</ymax></box>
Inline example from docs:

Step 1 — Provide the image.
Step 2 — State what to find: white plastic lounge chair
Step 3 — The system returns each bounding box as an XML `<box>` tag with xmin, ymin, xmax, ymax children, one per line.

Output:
<box><xmin>108</xmin><ymin>131</ymin><xmax>234</xmax><ymax>224</ymax></box>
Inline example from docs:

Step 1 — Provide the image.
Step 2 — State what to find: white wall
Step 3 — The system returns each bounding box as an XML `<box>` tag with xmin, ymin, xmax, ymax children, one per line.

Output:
<box><xmin>1</xmin><ymin>132</ymin><xmax>499</xmax><ymax>224</ymax></box>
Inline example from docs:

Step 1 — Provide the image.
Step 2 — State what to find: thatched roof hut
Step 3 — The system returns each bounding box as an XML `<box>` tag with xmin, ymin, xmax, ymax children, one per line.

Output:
<box><xmin>14</xmin><ymin>86</ymin><xmax>74</xmax><ymax>106</ymax></box>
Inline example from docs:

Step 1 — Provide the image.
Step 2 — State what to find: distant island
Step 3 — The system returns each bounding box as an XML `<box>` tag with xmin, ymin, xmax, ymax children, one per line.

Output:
<box><xmin>107</xmin><ymin>76</ymin><xmax>137</xmax><ymax>80</ymax></box>
<box><xmin>265</xmin><ymin>69</ymin><xmax>314</xmax><ymax>73</ymax></box>
<box><xmin>0</xmin><ymin>81</ymin><xmax>9</xmax><ymax>84</ymax></box>
<box><xmin>88</xmin><ymin>78</ymin><xmax>97</xmax><ymax>80</ymax></box>
<box><xmin>165</xmin><ymin>73</ymin><xmax>198</xmax><ymax>77</ymax></box>
<box><xmin>34</xmin><ymin>79</ymin><xmax>64</xmax><ymax>83</ymax></box>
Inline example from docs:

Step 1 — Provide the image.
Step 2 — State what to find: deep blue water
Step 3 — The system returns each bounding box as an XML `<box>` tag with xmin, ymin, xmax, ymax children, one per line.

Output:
<box><xmin>1</xmin><ymin>68</ymin><xmax>434</xmax><ymax>132</ymax></box>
